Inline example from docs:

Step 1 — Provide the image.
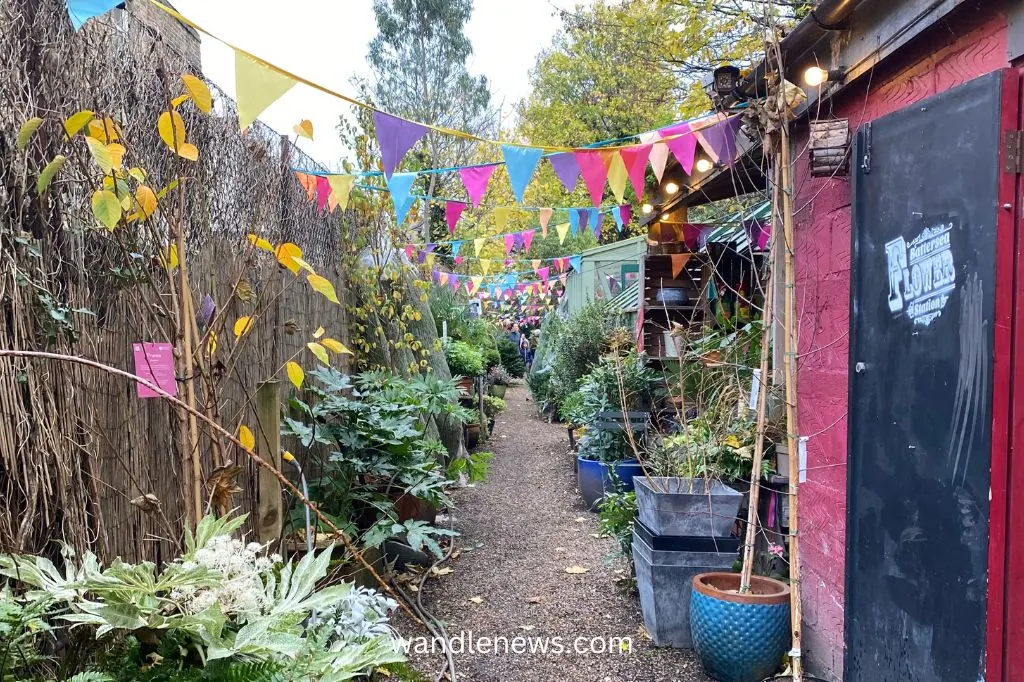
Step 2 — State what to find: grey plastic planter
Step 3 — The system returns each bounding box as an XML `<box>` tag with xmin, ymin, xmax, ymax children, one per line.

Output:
<box><xmin>635</xmin><ymin>477</ymin><xmax>743</xmax><ymax>537</ymax></box>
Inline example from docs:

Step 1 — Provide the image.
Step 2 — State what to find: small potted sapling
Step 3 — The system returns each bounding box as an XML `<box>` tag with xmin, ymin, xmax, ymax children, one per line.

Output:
<box><xmin>445</xmin><ymin>340</ymin><xmax>485</xmax><ymax>395</ymax></box>
<box><xmin>486</xmin><ymin>365</ymin><xmax>511</xmax><ymax>398</ymax></box>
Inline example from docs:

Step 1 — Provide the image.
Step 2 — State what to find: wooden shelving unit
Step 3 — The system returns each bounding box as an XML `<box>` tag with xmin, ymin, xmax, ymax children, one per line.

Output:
<box><xmin>639</xmin><ymin>251</ymin><xmax>709</xmax><ymax>360</ymax></box>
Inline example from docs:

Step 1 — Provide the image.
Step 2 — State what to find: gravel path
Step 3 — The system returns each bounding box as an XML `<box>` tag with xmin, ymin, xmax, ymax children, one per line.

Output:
<box><xmin>397</xmin><ymin>385</ymin><xmax>710</xmax><ymax>682</ymax></box>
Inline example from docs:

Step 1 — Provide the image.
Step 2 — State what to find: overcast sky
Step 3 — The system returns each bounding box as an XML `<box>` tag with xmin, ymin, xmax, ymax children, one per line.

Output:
<box><xmin>172</xmin><ymin>0</ymin><xmax>586</xmax><ymax>170</ymax></box>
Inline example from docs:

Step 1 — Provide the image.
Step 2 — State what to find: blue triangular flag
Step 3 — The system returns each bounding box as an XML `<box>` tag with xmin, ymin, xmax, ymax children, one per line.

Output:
<box><xmin>613</xmin><ymin>206</ymin><xmax>624</xmax><ymax>231</ymax></box>
<box><xmin>590</xmin><ymin>208</ymin><xmax>602</xmax><ymax>236</ymax></box>
<box><xmin>568</xmin><ymin>209</ymin><xmax>580</xmax><ymax>237</ymax></box>
<box><xmin>386</xmin><ymin>172</ymin><xmax>417</xmax><ymax>225</ymax></box>
<box><xmin>501</xmin><ymin>145</ymin><xmax>544</xmax><ymax>204</ymax></box>
<box><xmin>451</xmin><ymin>240</ymin><xmax>463</xmax><ymax>258</ymax></box>
<box><xmin>66</xmin><ymin>0</ymin><xmax>121</xmax><ymax>29</ymax></box>
<box><xmin>569</xmin><ymin>255</ymin><xmax>582</xmax><ymax>273</ymax></box>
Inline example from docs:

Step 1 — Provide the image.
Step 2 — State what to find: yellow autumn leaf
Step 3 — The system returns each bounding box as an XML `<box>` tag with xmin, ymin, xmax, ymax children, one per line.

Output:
<box><xmin>177</xmin><ymin>143</ymin><xmax>199</xmax><ymax>162</ymax></box>
<box><xmin>233</xmin><ymin>315</ymin><xmax>254</xmax><ymax>338</ymax></box>
<box><xmin>161</xmin><ymin>244</ymin><xmax>179</xmax><ymax>272</ymax></box>
<box><xmin>286</xmin><ymin>361</ymin><xmax>304</xmax><ymax>389</ymax></box>
<box><xmin>275</xmin><ymin>243</ymin><xmax>303</xmax><ymax>274</ymax></box>
<box><xmin>63</xmin><ymin>110</ymin><xmax>95</xmax><ymax>137</ymax></box>
<box><xmin>293</xmin><ymin>119</ymin><xmax>314</xmax><ymax>139</ymax></box>
<box><xmin>91</xmin><ymin>189</ymin><xmax>121</xmax><ymax>230</ymax></box>
<box><xmin>307</xmin><ymin>274</ymin><xmax>339</xmax><ymax>304</ymax></box>
<box><xmin>206</xmin><ymin>331</ymin><xmax>217</xmax><ymax>355</ymax></box>
<box><xmin>181</xmin><ymin>74</ymin><xmax>212</xmax><ymax>113</ymax></box>
<box><xmin>157</xmin><ymin>110</ymin><xmax>186</xmax><ymax>150</ymax></box>
<box><xmin>171</xmin><ymin>94</ymin><xmax>190</xmax><ymax>108</ymax></box>
<box><xmin>101</xmin><ymin>117</ymin><xmax>121</xmax><ymax>141</ymax></box>
<box><xmin>238</xmin><ymin>425</ymin><xmax>255</xmax><ymax>451</ymax></box>
<box><xmin>135</xmin><ymin>186</ymin><xmax>158</xmax><ymax>218</ymax></box>
<box><xmin>321</xmin><ymin>337</ymin><xmax>353</xmax><ymax>355</ymax></box>
<box><xmin>307</xmin><ymin>342</ymin><xmax>329</xmax><ymax>365</ymax></box>
<box><xmin>291</xmin><ymin>256</ymin><xmax>315</xmax><ymax>274</ymax></box>
<box><xmin>36</xmin><ymin>155</ymin><xmax>66</xmax><ymax>193</ymax></box>
<box><xmin>106</xmin><ymin>143</ymin><xmax>126</xmax><ymax>169</ymax></box>
<box><xmin>86</xmin><ymin>119</ymin><xmax>109</xmax><ymax>142</ymax></box>
<box><xmin>247</xmin><ymin>234</ymin><xmax>274</xmax><ymax>252</ymax></box>
<box><xmin>312</xmin><ymin>326</ymin><xmax>325</xmax><ymax>339</ymax></box>
<box><xmin>85</xmin><ymin>136</ymin><xmax>113</xmax><ymax>174</ymax></box>
<box><xmin>128</xmin><ymin>167</ymin><xmax>146</xmax><ymax>183</ymax></box>
<box><xmin>17</xmin><ymin>117</ymin><xmax>44</xmax><ymax>150</ymax></box>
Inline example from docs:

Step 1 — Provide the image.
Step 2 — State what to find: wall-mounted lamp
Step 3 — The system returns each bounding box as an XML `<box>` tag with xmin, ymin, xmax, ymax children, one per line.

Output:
<box><xmin>713</xmin><ymin>64</ymin><xmax>741</xmax><ymax>96</ymax></box>
<box><xmin>695</xmin><ymin>158</ymin><xmax>713</xmax><ymax>173</ymax></box>
<box><xmin>641</xmin><ymin>203</ymin><xmax>654</xmax><ymax>215</ymax></box>
<box><xmin>803</xmin><ymin>66</ymin><xmax>845</xmax><ymax>87</ymax></box>
<box><xmin>664</xmin><ymin>181</ymin><xmax>679</xmax><ymax>195</ymax></box>
<box><xmin>660</xmin><ymin>213</ymin><xmax>671</xmax><ymax>221</ymax></box>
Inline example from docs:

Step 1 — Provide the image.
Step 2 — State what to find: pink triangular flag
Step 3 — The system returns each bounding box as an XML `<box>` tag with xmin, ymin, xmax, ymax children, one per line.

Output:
<box><xmin>619</xmin><ymin>144</ymin><xmax>652</xmax><ymax>199</ymax></box>
<box><xmin>404</xmin><ymin>244</ymin><xmax>415</xmax><ymax>261</ymax></box>
<box><xmin>619</xmin><ymin>204</ymin><xmax>632</xmax><ymax>228</ymax></box>
<box><xmin>537</xmin><ymin>266</ymin><xmax>550</xmax><ymax>281</ymax></box>
<box><xmin>538</xmin><ymin>207</ymin><xmax>553</xmax><ymax>237</ymax></box>
<box><xmin>460</xmin><ymin>164</ymin><xmax>498</xmax><ymax>208</ymax></box>
<box><xmin>663</xmin><ymin>123</ymin><xmax>696</xmax><ymax>175</ymax></box>
<box><xmin>454</xmin><ymin>255</ymin><xmax>464</xmax><ymax>265</ymax></box>
<box><xmin>315</xmin><ymin>175</ymin><xmax>331</xmax><ymax>212</ymax></box>
<box><xmin>521</xmin><ymin>229</ymin><xmax>536</xmax><ymax>252</ymax></box>
<box><xmin>576</xmin><ymin>150</ymin><xmax>610</xmax><ymax>207</ymax></box>
<box><xmin>445</xmin><ymin>201</ymin><xmax>466</xmax><ymax>233</ymax></box>
<box><xmin>504</xmin><ymin>233</ymin><xmax>516</xmax><ymax>256</ymax></box>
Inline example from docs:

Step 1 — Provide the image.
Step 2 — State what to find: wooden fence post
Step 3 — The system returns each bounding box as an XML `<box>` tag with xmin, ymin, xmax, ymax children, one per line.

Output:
<box><xmin>255</xmin><ymin>380</ymin><xmax>282</xmax><ymax>545</ymax></box>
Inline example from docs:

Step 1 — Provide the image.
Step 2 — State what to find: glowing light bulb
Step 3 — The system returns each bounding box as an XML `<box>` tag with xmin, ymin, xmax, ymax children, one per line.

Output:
<box><xmin>661</xmin><ymin>213</ymin><xmax>671</xmax><ymax>221</ymax></box>
<box><xmin>804</xmin><ymin>66</ymin><xmax>828</xmax><ymax>87</ymax></box>
<box><xmin>641</xmin><ymin>203</ymin><xmax>654</xmax><ymax>215</ymax></box>
<box><xmin>695</xmin><ymin>158</ymin><xmax>713</xmax><ymax>173</ymax></box>
<box><xmin>664</xmin><ymin>181</ymin><xmax>679</xmax><ymax>195</ymax></box>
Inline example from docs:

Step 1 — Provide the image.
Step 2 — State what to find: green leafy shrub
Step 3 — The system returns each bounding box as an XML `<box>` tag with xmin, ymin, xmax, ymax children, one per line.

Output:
<box><xmin>497</xmin><ymin>337</ymin><xmax>526</xmax><ymax>377</ymax></box>
<box><xmin>545</xmin><ymin>302</ymin><xmax>623</xmax><ymax>413</ymax></box>
<box><xmin>446</xmin><ymin>451</ymin><xmax>494</xmax><ymax>483</ymax></box>
<box><xmin>598</xmin><ymin>490</ymin><xmax>638</xmax><ymax>560</ymax></box>
<box><xmin>444</xmin><ymin>340</ymin><xmax>485</xmax><ymax>377</ymax></box>
<box><xmin>483</xmin><ymin>395</ymin><xmax>507</xmax><ymax>417</ymax></box>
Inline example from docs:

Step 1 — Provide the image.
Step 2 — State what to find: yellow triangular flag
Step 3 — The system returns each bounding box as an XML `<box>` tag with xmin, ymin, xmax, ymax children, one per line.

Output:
<box><xmin>494</xmin><ymin>206</ymin><xmax>512</xmax><ymax>234</ymax></box>
<box><xmin>470</xmin><ymin>275</ymin><xmax>484</xmax><ymax>295</ymax></box>
<box><xmin>326</xmin><ymin>175</ymin><xmax>355</xmax><ymax>212</ymax></box>
<box><xmin>556</xmin><ymin>222</ymin><xmax>570</xmax><ymax>245</ymax></box>
<box><xmin>538</xmin><ymin>207</ymin><xmax>553</xmax><ymax>237</ymax></box>
<box><xmin>425</xmin><ymin>253</ymin><xmax>436</xmax><ymax>268</ymax></box>
<box><xmin>235</xmin><ymin>50</ymin><xmax>297</xmax><ymax>131</ymax></box>
<box><xmin>531</xmin><ymin>259</ymin><xmax>541</xmax><ymax>272</ymax></box>
<box><xmin>474</xmin><ymin>238</ymin><xmax>486</xmax><ymax>256</ymax></box>
<box><xmin>480</xmin><ymin>259</ymin><xmax>491</xmax><ymax>276</ymax></box>
<box><xmin>606</xmin><ymin>152</ymin><xmax>628</xmax><ymax>204</ymax></box>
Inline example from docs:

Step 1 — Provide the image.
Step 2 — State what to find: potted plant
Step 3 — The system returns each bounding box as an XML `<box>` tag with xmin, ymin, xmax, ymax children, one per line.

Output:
<box><xmin>486</xmin><ymin>365</ymin><xmax>511</xmax><ymax>398</ymax></box>
<box><xmin>445</xmin><ymin>340</ymin><xmax>485</xmax><ymax>394</ymax></box>
<box><xmin>483</xmin><ymin>395</ymin><xmax>505</xmax><ymax>433</ymax></box>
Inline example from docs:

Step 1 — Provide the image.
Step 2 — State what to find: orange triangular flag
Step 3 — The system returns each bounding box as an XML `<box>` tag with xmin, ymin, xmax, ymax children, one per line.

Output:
<box><xmin>671</xmin><ymin>253</ymin><xmax>692</xmax><ymax>279</ymax></box>
<box><xmin>538</xmin><ymin>207</ymin><xmax>553</xmax><ymax>237</ymax></box>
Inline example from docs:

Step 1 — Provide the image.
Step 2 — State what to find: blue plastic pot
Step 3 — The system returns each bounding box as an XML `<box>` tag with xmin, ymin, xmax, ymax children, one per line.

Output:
<box><xmin>577</xmin><ymin>456</ymin><xmax>645</xmax><ymax>510</ymax></box>
<box><xmin>690</xmin><ymin>572</ymin><xmax>791</xmax><ymax>682</ymax></box>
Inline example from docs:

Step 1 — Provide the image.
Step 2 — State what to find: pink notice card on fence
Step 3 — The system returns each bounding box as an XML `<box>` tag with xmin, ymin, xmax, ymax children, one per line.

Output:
<box><xmin>132</xmin><ymin>343</ymin><xmax>177</xmax><ymax>398</ymax></box>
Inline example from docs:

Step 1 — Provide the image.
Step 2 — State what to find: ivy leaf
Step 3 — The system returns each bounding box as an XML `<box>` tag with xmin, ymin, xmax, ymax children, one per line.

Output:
<box><xmin>91</xmin><ymin>190</ymin><xmax>121</xmax><ymax>230</ymax></box>
<box><xmin>233</xmin><ymin>316</ymin><xmax>254</xmax><ymax>338</ymax></box>
<box><xmin>157</xmin><ymin>110</ymin><xmax>186</xmax><ymax>150</ymax></box>
<box><xmin>238</xmin><ymin>425</ymin><xmax>255</xmax><ymax>451</ymax></box>
<box><xmin>135</xmin><ymin>186</ymin><xmax>158</xmax><ymax>218</ymax></box>
<box><xmin>293</xmin><ymin>119</ymin><xmax>314</xmax><ymax>139</ymax></box>
<box><xmin>177</xmin><ymin>143</ymin><xmax>199</xmax><ymax>162</ymax></box>
<box><xmin>306</xmin><ymin>342</ymin><xmax>329</xmax><ymax>365</ymax></box>
<box><xmin>286</xmin><ymin>361</ymin><xmax>304</xmax><ymax>389</ymax></box>
<box><xmin>85</xmin><ymin>136</ymin><xmax>113</xmax><ymax>174</ymax></box>
<box><xmin>36</xmin><ymin>155</ymin><xmax>66</xmax><ymax>193</ymax></box>
<box><xmin>63</xmin><ymin>110</ymin><xmax>95</xmax><ymax>137</ymax></box>
<box><xmin>181</xmin><ymin>74</ymin><xmax>212</xmax><ymax>113</ymax></box>
<box><xmin>16</xmin><ymin>118</ymin><xmax>44</xmax><ymax>150</ymax></box>
<box><xmin>307</xmin><ymin>274</ymin><xmax>339</xmax><ymax>304</ymax></box>
<box><xmin>247</xmin><ymin>234</ymin><xmax>274</xmax><ymax>252</ymax></box>
<box><xmin>321</xmin><ymin>338</ymin><xmax>353</xmax><ymax>355</ymax></box>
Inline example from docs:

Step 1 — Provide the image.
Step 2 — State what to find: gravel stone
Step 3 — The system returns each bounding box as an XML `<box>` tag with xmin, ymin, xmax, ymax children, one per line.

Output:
<box><xmin>395</xmin><ymin>385</ymin><xmax>711</xmax><ymax>682</ymax></box>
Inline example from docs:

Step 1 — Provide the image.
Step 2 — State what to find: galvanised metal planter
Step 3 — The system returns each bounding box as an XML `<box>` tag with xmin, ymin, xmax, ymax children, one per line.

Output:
<box><xmin>690</xmin><ymin>572</ymin><xmax>791</xmax><ymax>682</ymax></box>
<box><xmin>635</xmin><ymin>477</ymin><xmax>743</xmax><ymax>537</ymax></box>
<box><xmin>488</xmin><ymin>384</ymin><xmax>507</xmax><ymax>398</ymax></box>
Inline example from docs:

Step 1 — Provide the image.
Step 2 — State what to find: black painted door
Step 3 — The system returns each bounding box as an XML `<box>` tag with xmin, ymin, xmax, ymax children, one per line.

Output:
<box><xmin>845</xmin><ymin>71</ymin><xmax>1007</xmax><ymax>681</ymax></box>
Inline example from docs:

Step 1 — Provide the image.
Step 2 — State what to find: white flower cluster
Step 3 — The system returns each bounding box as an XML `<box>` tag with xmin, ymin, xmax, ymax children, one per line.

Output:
<box><xmin>318</xmin><ymin>585</ymin><xmax>398</xmax><ymax>643</ymax></box>
<box><xmin>170</xmin><ymin>535</ymin><xmax>282</xmax><ymax>617</ymax></box>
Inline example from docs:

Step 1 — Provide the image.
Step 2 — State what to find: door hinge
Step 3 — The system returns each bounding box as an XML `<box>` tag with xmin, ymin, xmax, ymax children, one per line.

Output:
<box><xmin>1004</xmin><ymin>130</ymin><xmax>1024</xmax><ymax>173</ymax></box>
<box><xmin>860</xmin><ymin>122</ymin><xmax>872</xmax><ymax>174</ymax></box>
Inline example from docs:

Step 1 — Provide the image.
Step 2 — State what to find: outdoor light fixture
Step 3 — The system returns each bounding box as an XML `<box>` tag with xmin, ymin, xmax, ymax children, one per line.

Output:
<box><xmin>804</xmin><ymin>66</ymin><xmax>845</xmax><ymax>87</ymax></box>
<box><xmin>642</xmin><ymin>203</ymin><xmax>654</xmax><ymax>214</ymax></box>
<box><xmin>695</xmin><ymin>158</ymin><xmax>713</xmax><ymax>173</ymax></box>
<box><xmin>713</xmin><ymin>64</ymin><xmax>741</xmax><ymax>96</ymax></box>
<box><xmin>660</xmin><ymin>213</ymin><xmax>671</xmax><ymax>221</ymax></box>
<box><xmin>664</xmin><ymin>181</ymin><xmax>679</xmax><ymax>195</ymax></box>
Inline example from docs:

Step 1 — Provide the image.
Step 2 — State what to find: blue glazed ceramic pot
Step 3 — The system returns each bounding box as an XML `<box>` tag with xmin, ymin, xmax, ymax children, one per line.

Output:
<box><xmin>690</xmin><ymin>572</ymin><xmax>791</xmax><ymax>682</ymax></box>
<box><xmin>577</xmin><ymin>457</ymin><xmax>645</xmax><ymax>510</ymax></box>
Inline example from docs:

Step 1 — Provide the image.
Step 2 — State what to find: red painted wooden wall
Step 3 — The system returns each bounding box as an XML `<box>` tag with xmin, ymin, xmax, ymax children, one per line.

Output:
<box><xmin>790</xmin><ymin>8</ymin><xmax>1009</xmax><ymax>678</ymax></box>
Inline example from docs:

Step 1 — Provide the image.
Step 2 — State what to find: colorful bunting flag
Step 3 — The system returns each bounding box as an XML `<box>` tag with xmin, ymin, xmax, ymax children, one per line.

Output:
<box><xmin>374</xmin><ymin>111</ymin><xmax>429</xmax><ymax>179</ymax></box>
<box><xmin>460</xmin><ymin>164</ymin><xmax>498</xmax><ymax>208</ymax></box>
<box><xmin>576</xmin><ymin>150</ymin><xmax>610</xmax><ymax>207</ymax></box>
<box><xmin>556</xmin><ymin>222</ymin><xmax>570</xmax><ymax>245</ymax></box>
<box><xmin>537</xmin><ymin>266</ymin><xmax>550</xmax><ymax>282</ymax></box>
<box><xmin>663</xmin><ymin>122</ymin><xmax>697</xmax><ymax>175</ymax></box>
<box><xmin>455</xmin><ymin>255</ymin><xmax>464</xmax><ymax>265</ymax></box>
<box><xmin>521</xmin><ymin>229</ymin><xmax>536</xmax><ymax>252</ymax></box>
<box><xmin>613</xmin><ymin>205</ymin><xmax>624</xmax><ymax>231</ymax></box>
<box><xmin>386</xmin><ymin>172</ymin><xmax>417</xmax><ymax>225</ymax></box>
<box><xmin>671</xmin><ymin>253</ymin><xmax>692</xmax><ymax>279</ymax></box>
<box><xmin>697</xmin><ymin>116</ymin><xmax>743</xmax><ymax>165</ymax></box>
<box><xmin>445</xmin><ymin>201</ymin><xmax>466</xmax><ymax>233</ymax></box>
<box><xmin>620</xmin><ymin>144</ymin><xmax>652</xmax><ymax>199</ymax></box>
<box><xmin>451</xmin><ymin>240</ymin><xmax>463</xmax><ymax>258</ymax></box>
<box><xmin>470</xmin><ymin>275</ymin><xmax>484</xmax><ymax>295</ymax></box>
<box><xmin>568</xmin><ymin>210</ymin><xmax>580</xmax><ymax>237</ymax></box>
<box><xmin>569</xmin><ymin>255</ymin><xmax>582</xmax><ymax>273</ymax></box>
<box><xmin>619</xmin><ymin>205</ymin><xmax>632</xmax><ymax>230</ymax></box>
<box><xmin>326</xmin><ymin>175</ymin><xmax>355</xmax><ymax>212</ymax></box>
<box><xmin>606</xmin><ymin>152</ymin><xmax>628</xmax><ymax>204</ymax></box>
<box><xmin>503</xmin><ymin>233</ymin><xmax>516</xmax><ymax>256</ymax></box>
<box><xmin>532</xmin><ymin>259</ymin><xmax>542</xmax><ymax>272</ymax></box>
<box><xmin>66</xmin><ymin>0</ymin><xmax>121</xmax><ymax>29</ymax></box>
<box><xmin>480</xmin><ymin>259</ymin><xmax>491</xmax><ymax>276</ymax></box>
<box><xmin>538</xmin><ymin>207</ymin><xmax>553</xmax><ymax>237</ymax></box>
<box><xmin>235</xmin><ymin>51</ymin><xmax>297</xmax><ymax>131</ymax></box>
<box><xmin>549</xmin><ymin>152</ymin><xmax>581</xmax><ymax>193</ymax></box>
<box><xmin>449</xmin><ymin>275</ymin><xmax>460</xmax><ymax>291</ymax></box>
<box><xmin>473</xmin><ymin>238</ymin><xmax>486</xmax><ymax>256</ymax></box>
<box><xmin>315</xmin><ymin>176</ymin><xmax>331</xmax><ymax>212</ymax></box>
<box><xmin>404</xmin><ymin>244</ymin><xmax>415</xmax><ymax>261</ymax></box>
<box><xmin>493</xmin><ymin>206</ymin><xmax>512</xmax><ymax>234</ymax></box>
<box><xmin>590</xmin><ymin>208</ymin><xmax>603</xmax><ymax>240</ymax></box>
<box><xmin>502</xmin><ymin>145</ymin><xmax>544</xmax><ymax>203</ymax></box>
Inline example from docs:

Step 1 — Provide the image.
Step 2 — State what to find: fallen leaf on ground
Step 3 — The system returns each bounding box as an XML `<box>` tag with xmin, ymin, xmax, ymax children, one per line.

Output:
<box><xmin>590</xmin><ymin>533</ymin><xmax>603</xmax><ymax>538</ymax></box>
<box><xmin>554</xmin><ymin>547</ymin><xmax>566</xmax><ymax>552</ymax></box>
<box><xmin>565</xmin><ymin>565</ymin><xmax>590</xmax><ymax>574</ymax></box>
<box><xmin>468</xmin><ymin>596</ymin><xmax>484</xmax><ymax>604</ymax></box>
<box><xmin>526</xmin><ymin>596</ymin><xmax>543</xmax><ymax>604</ymax></box>
<box><xmin>450</xmin><ymin>550</ymin><xmax>462</xmax><ymax>561</ymax></box>
<box><xmin>432</xmin><ymin>566</ymin><xmax>454</xmax><ymax>576</ymax></box>
<box><xmin>638</xmin><ymin>625</ymin><xmax>652</xmax><ymax>640</ymax></box>
<box><xmin>574</xmin><ymin>517</ymin><xmax>586</xmax><ymax>523</ymax></box>
<box><xmin>520</xmin><ymin>625</ymin><xmax>536</xmax><ymax>631</ymax></box>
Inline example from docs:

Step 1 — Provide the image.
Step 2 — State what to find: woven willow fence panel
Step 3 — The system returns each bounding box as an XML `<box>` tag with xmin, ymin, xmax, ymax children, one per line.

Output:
<box><xmin>0</xmin><ymin>0</ymin><xmax>351</xmax><ymax>563</ymax></box>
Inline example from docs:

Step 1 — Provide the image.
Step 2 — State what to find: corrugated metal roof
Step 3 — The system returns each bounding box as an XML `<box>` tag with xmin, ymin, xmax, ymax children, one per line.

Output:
<box><xmin>607</xmin><ymin>279</ymin><xmax>641</xmax><ymax>313</ymax></box>
<box><xmin>702</xmin><ymin>200</ymin><xmax>771</xmax><ymax>252</ymax></box>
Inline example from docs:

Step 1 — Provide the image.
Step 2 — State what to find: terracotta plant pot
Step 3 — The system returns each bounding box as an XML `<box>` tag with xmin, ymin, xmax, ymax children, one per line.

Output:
<box><xmin>690</xmin><ymin>572</ymin><xmax>791</xmax><ymax>682</ymax></box>
<box><xmin>456</xmin><ymin>376</ymin><xmax>476</xmax><ymax>395</ymax></box>
<box><xmin>393</xmin><ymin>493</ymin><xmax>437</xmax><ymax>524</ymax></box>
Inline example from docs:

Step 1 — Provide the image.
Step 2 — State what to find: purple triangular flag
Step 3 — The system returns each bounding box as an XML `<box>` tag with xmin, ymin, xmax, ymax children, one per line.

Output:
<box><xmin>374</xmin><ymin>111</ymin><xmax>429</xmax><ymax>180</ymax></box>
<box><xmin>549</xmin><ymin>153</ymin><xmax>581</xmax><ymax>193</ymax></box>
<box><xmin>445</xmin><ymin>201</ymin><xmax>466</xmax><ymax>234</ymax></box>
<box><xmin>698</xmin><ymin>116</ymin><xmax>743</xmax><ymax>165</ymax></box>
<box><xmin>576</xmin><ymin>208</ymin><xmax>590</xmax><ymax>232</ymax></box>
